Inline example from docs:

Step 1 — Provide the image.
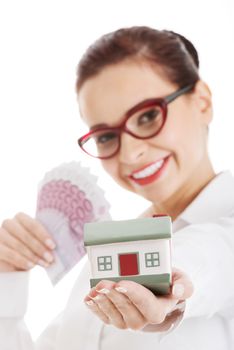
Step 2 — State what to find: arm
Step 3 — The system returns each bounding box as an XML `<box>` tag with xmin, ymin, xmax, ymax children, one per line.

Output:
<box><xmin>0</xmin><ymin>271</ymin><xmax>64</xmax><ymax>350</ymax></box>
<box><xmin>142</xmin><ymin>214</ymin><xmax>234</xmax><ymax>332</ymax></box>
<box><xmin>172</xmin><ymin>216</ymin><xmax>234</xmax><ymax>319</ymax></box>
<box><xmin>139</xmin><ymin>209</ymin><xmax>234</xmax><ymax>319</ymax></box>
<box><xmin>0</xmin><ymin>272</ymin><xmax>34</xmax><ymax>350</ymax></box>
<box><xmin>0</xmin><ymin>213</ymin><xmax>60</xmax><ymax>349</ymax></box>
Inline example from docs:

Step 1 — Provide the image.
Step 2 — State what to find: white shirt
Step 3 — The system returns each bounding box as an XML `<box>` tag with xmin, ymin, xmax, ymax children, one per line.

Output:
<box><xmin>0</xmin><ymin>171</ymin><xmax>234</xmax><ymax>349</ymax></box>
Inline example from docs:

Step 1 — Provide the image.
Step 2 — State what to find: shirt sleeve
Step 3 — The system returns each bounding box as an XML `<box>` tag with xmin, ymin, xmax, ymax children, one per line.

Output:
<box><xmin>172</xmin><ymin>215</ymin><xmax>234</xmax><ymax>321</ymax></box>
<box><xmin>0</xmin><ymin>271</ymin><xmax>62</xmax><ymax>350</ymax></box>
<box><xmin>142</xmin><ymin>214</ymin><xmax>234</xmax><ymax>337</ymax></box>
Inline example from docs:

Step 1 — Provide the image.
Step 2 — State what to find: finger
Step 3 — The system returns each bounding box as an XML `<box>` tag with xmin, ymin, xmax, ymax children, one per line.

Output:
<box><xmin>85</xmin><ymin>286</ymin><xmax>111</xmax><ymax>324</ymax></box>
<box><xmin>84</xmin><ymin>297</ymin><xmax>110</xmax><ymax>324</ymax></box>
<box><xmin>113</xmin><ymin>280</ymin><xmax>168</xmax><ymax>324</ymax></box>
<box><xmin>14</xmin><ymin>212</ymin><xmax>56</xmax><ymax>249</ymax></box>
<box><xmin>91</xmin><ymin>293</ymin><xmax>127</xmax><ymax>329</ymax></box>
<box><xmin>2</xmin><ymin>219</ymin><xmax>54</xmax><ymax>265</ymax></box>
<box><xmin>88</xmin><ymin>282</ymin><xmax>126</xmax><ymax>329</ymax></box>
<box><xmin>0</xmin><ymin>243</ymin><xmax>34</xmax><ymax>270</ymax></box>
<box><xmin>95</xmin><ymin>280</ymin><xmax>147</xmax><ymax>330</ymax></box>
<box><xmin>156</xmin><ymin>268</ymin><xmax>194</xmax><ymax>310</ymax></box>
<box><xmin>0</xmin><ymin>227</ymin><xmax>49</xmax><ymax>267</ymax></box>
<box><xmin>101</xmin><ymin>289</ymin><xmax>147</xmax><ymax>330</ymax></box>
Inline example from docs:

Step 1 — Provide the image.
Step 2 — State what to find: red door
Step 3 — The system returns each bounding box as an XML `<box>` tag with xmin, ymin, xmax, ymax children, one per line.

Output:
<box><xmin>119</xmin><ymin>253</ymin><xmax>139</xmax><ymax>276</ymax></box>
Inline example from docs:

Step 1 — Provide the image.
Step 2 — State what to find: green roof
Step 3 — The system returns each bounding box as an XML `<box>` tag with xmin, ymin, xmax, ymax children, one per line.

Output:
<box><xmin>84</xmin><ymin>216</ymin><xmax>171</xmax><ymax>246</ymax></box>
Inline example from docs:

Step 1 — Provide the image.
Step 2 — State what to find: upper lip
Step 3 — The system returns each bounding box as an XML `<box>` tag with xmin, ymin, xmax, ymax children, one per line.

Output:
<box><xmin>128</xmin><ymin>156</ymin><xmax>169</xmax><ymax>177</ymax></box>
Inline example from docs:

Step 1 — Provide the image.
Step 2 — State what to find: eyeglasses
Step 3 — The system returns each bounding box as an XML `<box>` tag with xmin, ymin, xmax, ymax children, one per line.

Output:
<box><xmin>77</xmin><ymin>84</ymin><xmax>194</xmax><ymax>159</ymax></box>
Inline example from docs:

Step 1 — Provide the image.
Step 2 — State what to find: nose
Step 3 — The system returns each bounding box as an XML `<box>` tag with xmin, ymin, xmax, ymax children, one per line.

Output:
<box><xmin>118</xmin><ymin>132</ymin><xmax>148</xmax><ymax>163</ymax></box>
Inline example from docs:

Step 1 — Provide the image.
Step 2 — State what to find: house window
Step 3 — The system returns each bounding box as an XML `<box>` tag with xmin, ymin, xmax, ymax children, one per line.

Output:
<box><xmin>97</xmin><ymin>256</ymin><xmax>112</xmax><ymax>271</ymax></box>
<box><xmin>145</xmin><ymin>252</ymin><xmax>160</xmax><ymax>267</ymax></box>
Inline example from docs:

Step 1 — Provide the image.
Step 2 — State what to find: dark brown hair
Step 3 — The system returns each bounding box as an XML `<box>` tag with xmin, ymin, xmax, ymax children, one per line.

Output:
<box><xmin>76</xmin><ymin>26</ymin><xmax>200</xmax><ymax>92</ymax></box>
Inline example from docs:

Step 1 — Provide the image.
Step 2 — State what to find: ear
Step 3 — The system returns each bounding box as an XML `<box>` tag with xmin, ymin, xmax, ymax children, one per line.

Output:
<box><xmin>192</xmin><ymin>80</ymin><xmax>213</xmax><ymax>125</ymax></box>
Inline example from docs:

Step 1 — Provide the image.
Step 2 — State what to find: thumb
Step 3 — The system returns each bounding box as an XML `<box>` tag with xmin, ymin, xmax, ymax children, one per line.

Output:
<box><xmin>171</xmin><ymin>267</ymin><xmax>194</xmax><ymax>300</ymax></box>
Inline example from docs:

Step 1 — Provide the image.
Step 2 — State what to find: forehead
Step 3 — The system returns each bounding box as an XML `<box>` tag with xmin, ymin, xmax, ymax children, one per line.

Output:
<box><xmin>78</xmin><ymin>60</ymin><xmax>175</xmax><ymax>126</ymax></box>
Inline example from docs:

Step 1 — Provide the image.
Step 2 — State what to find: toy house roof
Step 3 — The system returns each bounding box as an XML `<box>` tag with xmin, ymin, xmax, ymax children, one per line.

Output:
<box><xmin>84</xmin><ymin>216</ymin><xmax>172</xmax><ymax>246</ymax></box>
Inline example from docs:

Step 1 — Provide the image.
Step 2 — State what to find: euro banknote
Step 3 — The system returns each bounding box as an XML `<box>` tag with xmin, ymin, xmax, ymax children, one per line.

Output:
<box><xmin>36</xmin><ymin>162</ymin><xmax>111</xmax><ymax>285</ymax></box>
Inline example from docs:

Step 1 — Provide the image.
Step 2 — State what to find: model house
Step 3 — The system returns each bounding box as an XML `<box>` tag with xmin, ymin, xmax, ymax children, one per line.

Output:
<box><xmin>84</xmin><ymin>216</ymin><xmax>172</xmax><ymax>295</ymax></box>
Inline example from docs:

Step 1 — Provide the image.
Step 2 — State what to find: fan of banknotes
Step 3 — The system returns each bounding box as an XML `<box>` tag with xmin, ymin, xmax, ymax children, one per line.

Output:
<box><xmin>36</xmin><ymin>161</ymin><xmax>111</xmax><ymax>285</ymax></box>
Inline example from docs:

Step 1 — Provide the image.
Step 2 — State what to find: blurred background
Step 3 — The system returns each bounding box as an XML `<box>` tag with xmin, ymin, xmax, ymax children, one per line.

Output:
<box><xmin>0</xmin><ymin>0</ymin><xmax>233</xmax><ymax>341</ymax></box>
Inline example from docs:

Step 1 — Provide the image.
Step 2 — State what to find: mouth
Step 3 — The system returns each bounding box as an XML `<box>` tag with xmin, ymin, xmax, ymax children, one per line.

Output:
<box><xmin>128</xmin><ymin>155</ymin><xmax>171</xmax><ymax>186</ymax></box>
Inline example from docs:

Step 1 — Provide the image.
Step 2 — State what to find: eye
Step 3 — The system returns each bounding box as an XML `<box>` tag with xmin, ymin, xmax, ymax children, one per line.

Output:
<box><xmin>95</xmin><ymin>132</ymin><xmax>118</xmax><ymax>145</ymax></box>
<box><xmin>137</xmin><ymin>108</ymin><xmax>160</xmax><ymax>126</ymax></box>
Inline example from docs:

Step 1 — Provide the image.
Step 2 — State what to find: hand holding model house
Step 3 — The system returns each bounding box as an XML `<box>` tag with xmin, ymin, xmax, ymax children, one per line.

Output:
<box><xmin>84</xmin><ymin>216</ymin><xmax>194</xmax><ymax>331</ymax></box>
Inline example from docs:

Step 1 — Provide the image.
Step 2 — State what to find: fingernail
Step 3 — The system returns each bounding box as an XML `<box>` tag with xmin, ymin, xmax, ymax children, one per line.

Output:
<box><xmin>115</xmin><ymin>286</ymin><xmax>127</xmax><ymax>293</ymax></box>
<box><xmin>85</xmin><ymin>300</ymin><xmax>94</xmax><ymax>306</ymax></box>
<box><xmin>172</xmin><ymin>284</ymin><xmax>184</xmax><ymax>298</ymax></box>
<box><xmin>45</xmin><ymin>238</ymin><xmax>56</xmax><ymax>249</ymax></box>
<box><xmin>91</xmin><ymin>295</ymin><xmax>102</xmax><ymax>301</ymax></box>
<box><xmin>27</xmin><ymin>261</ymin><xmax>35</xmax><ymax>269</ymax></box>
<box><xmin>96</xmin><ymin>288</ymin><xmax>110</xmax><ymax>294</ymax></box>
<box><xmin>43</xmin><ymin>251</ymin><xmax>54</xmax><ymax>263</ymax></box>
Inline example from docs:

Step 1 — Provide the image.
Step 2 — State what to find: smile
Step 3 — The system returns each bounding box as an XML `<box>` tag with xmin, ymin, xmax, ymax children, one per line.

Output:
<box><xmin>129</xmin><ymin>156</ymin><xmax>170</xmax><ymax>186</ymax></box>
<box><xmin>131</xmin><ymin>160</ymin><xmax>164</xmax><ymax>179</ymax></box>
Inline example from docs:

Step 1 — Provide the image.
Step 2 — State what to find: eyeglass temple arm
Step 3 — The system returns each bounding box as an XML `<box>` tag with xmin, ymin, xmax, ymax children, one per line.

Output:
<box><xmin>164</xmin><ymin>84</ymin><xmax>195</xmax><ymax>104</ymax></box>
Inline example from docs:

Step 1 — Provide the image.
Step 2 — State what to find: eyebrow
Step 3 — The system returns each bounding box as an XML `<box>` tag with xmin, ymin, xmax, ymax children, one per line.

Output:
<box><xmin>90</xmin><ymin>123</ymin><xmax>109</xmax><ymax>131</ymax></box>
<box><xmin>89</xmin><ymin>96</ymin><xmax>158</xmax><ymax>131</ymax></box>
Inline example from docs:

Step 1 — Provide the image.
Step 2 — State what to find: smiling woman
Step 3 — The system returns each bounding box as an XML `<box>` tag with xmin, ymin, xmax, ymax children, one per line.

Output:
<box><xmin>76</xmin><ymin>27</ymin><xmax>233</xmax><ymax>348</ymax></box>
<box><xmin>0</xmin><ymin>26</ymin><xmax>234</xmax><ymax>350</ymax></box>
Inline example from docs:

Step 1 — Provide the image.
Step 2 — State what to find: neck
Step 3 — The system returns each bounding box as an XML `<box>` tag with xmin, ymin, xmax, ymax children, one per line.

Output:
<box><xmin>152</xmin><ymin>157</ymin><xmax>216</xmax><ymax>221</ymax></box>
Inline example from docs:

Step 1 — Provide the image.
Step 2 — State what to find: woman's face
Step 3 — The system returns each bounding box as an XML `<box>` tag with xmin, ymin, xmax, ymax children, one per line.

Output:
<box><xmin>78</xmin><ymin>60</ymin><xmax>212</xmax><ymax>205</ymax></box>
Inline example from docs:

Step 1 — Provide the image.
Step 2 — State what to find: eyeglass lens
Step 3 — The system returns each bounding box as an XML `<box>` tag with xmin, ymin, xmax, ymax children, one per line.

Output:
<box><xmin>83</xmin><ymin>103</ymin><xmax>164</xmax><ymax>158</ymax></box>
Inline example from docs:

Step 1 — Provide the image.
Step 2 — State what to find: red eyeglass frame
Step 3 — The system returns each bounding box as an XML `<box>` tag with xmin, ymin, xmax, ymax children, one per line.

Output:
<box><xmin>77</xmin><ymin>84</ymin><xmax>195</xmax><ymax>159</ymax></box>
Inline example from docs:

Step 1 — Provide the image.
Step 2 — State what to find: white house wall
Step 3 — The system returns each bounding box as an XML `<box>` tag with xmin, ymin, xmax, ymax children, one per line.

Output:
<box><xmin>87</xmin><ymin>239</ymin><xmax>171</xmax><ymax>279</ymax></box>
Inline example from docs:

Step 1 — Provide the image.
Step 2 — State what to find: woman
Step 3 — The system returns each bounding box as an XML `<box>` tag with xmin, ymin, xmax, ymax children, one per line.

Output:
<box><xmin>0</xmin><ymin>26</ymin><xmax>233</xmax><ymax>349</ymax></box>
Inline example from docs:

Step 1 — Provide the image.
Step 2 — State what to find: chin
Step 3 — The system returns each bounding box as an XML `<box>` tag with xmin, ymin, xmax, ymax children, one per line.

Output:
<box><xmin>136</xmin><ymin>181</ymin><xmax>176</xmax><ymax>204</ymax></box>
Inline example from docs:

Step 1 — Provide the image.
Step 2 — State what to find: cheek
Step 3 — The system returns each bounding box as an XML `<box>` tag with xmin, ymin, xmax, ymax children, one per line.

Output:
<box><xmin>172</xmin><ymin>123</ymin><xmax>205</xmax><ymax>172</ymax></box>
<box><xmin>149</xmin><ymin>112</ymin><xmax>205</xmax><ymax>166</ymax></box>
<box><xmin>101</xmin><ymin>159</ymin><xmax>119</xmax><ymax>180</ymax></box>
<box><xmin>101</xmin><ymin>159</ymin><xmax>131</xmax><ymax>191</ymax></box>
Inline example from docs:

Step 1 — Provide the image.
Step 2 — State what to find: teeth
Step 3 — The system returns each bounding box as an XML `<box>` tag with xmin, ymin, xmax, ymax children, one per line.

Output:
<box><xmin>132</xmin><ymin>159</ymin><xmax>164</xmax><ymax>179</ymax></box>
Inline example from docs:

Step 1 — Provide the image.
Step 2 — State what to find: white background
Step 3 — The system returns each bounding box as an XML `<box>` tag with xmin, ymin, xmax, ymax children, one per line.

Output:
<box><xmin>0</xmin><ymin>0</ymin><xmax>234</xmax><ymax>341</ymax></box>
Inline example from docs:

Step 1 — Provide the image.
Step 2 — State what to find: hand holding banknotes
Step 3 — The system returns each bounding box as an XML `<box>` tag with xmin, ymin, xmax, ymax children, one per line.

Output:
<box><xmin>0</xmin><ymin>212</ymin><xmax>56</xmax><ymax>272</ymax></box>
<box><xmin>0</xmin><ymin>162</ymin><xmax>111</xmax><ymax>282</ymax></box>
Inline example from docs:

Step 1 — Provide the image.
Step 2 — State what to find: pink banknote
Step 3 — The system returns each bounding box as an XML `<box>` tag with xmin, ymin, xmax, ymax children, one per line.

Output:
<box><xmin>36</xmin><ymin>162</ymin><xmax>111</xmax><ymax>285</ymax></box>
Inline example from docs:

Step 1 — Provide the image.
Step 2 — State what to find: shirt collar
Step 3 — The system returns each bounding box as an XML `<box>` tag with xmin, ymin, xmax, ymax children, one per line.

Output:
<box><xmin>174</xmin><ymin>170</ymin><xmax>234</xmax><ymax>227</ymax></box>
